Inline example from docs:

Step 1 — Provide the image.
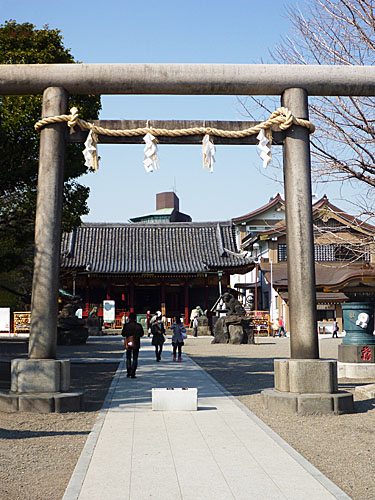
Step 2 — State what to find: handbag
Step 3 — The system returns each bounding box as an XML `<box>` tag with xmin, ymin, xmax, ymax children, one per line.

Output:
<box><xmin>181</xmin><ymin>326</ymin><xmax>187</xmax><ymax>340</ymax></box>
<box><xmin>124</xmin><ymin>335</ymin><xmax>135</xmax><ymax>350</ymax></box>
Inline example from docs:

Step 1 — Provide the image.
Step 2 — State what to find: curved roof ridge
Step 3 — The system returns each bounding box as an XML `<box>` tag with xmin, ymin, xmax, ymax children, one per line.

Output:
<box><xmin>81</xmin><ymin>220</ymin><xmax>233</xmax><ymax>228</ymax></box>
<box><xmin>252</xmin><ymin>196</ymin><xmax>375</xmax><ymax>237</ymax></box>
<box><xmin>313</xmin><ymin>196</ymin><xmax>375</xmax><ymax>232</ymax></box>
<box><xmin>232</xmin><ymin>193</ymin><xmax>285</xmax><ymax>223</ymax></box>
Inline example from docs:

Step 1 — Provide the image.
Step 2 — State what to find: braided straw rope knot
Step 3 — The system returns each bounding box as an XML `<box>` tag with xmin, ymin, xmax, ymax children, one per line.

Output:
<box><xmin>34</xmin><ymin>106</ymin><xmax>315</xmax><ymax>137</ymax></box>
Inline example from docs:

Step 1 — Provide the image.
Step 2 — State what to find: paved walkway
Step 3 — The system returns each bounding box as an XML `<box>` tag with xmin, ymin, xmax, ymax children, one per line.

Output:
<box><xmin>63</xmin><ymin>338</ymin><xmax>350</xmax><ymax>500</ymax></box>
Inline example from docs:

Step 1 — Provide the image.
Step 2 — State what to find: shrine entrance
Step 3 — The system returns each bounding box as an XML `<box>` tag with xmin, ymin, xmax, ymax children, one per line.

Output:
<box><xmin>2</xmin><ymin>63</ymin><xmax>374</xmax><ymax>412</ymax></box>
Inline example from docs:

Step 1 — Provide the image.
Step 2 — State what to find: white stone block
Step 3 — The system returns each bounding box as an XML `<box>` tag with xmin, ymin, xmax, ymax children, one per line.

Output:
<box><xmin>152</xmin><ymin>387</ymin><xmax>198</xmax><ymax>411</ymax></box>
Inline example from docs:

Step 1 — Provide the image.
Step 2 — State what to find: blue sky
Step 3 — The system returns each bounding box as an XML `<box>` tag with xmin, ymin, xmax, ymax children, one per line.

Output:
<box><xmin>2</xmin><ymin>0</ymin><xmax>355</xmax><ymax>222</ymax></box>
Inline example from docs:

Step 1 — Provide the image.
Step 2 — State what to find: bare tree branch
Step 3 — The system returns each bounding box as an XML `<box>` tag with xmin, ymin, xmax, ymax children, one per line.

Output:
<box><xmin>270</xmin><ymin>0</ymin><xmax>375</xmax><ymax>193</ymax></box>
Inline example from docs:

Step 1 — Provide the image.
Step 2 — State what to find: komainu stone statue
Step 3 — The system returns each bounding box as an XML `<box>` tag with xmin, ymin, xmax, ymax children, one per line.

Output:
<box><xmin>195</xmin><ymin>305</ymin><xmax>210</xmax><ymax>336</ymax></box>
<box><xmin>86</xmin><ymin>306</ymin><xmax>103</xmax><ymax>336</ymax></box>
<box><xmin>222</xmin><ymin>292</ymin><xmax>246</xmax><ymax>316</ymax></box>
<box><xmin>57</xmin><ymin>298</ymin><xmax>89</xmax><ymax>345</ymax></box>
<box><xmin>212</xmin><ymin>292</ymin><xmax>254</xmax><ymax>344</ymax></box>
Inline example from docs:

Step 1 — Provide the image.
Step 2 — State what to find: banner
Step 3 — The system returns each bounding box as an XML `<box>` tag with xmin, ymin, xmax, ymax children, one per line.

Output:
<box><xmin>0</xmin><ymin>308</ymin><xmax>10</xmax><ymax>332</ymax></box>
<box><xmin>103</xmin><ymin>300</ymin><xmax>115</xmax><ymax>323</ymax></box>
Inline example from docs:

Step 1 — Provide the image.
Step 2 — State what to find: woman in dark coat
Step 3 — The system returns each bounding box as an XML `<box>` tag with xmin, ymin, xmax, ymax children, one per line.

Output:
<box><xmin>151</xmin><ymin>316</ymin><xmax>165</xmax><ymax>361</ymax></box>
<box><xmin>121</xmin><ymin>312</ymin><xmax>144</xmax><ymax>378</ymax></box>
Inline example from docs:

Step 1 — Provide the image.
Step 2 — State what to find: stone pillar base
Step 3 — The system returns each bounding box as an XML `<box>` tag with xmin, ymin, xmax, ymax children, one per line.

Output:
<box><xmin>197</xmin><ymin>325</ymin><xmax>211</xmax><ymax>336</ymax></box>
<box><xmin>262</xmin><ymin>388</ymin><xmax>353</xmax><ymax>415</ymax></box>
<box><xmin>0</xmin><ymin>391</ymin><xmax>84</xmax><ymax>413</ymax></box>
<box><xmin>338</xmin><ymin>362</ymin><xmax>375</xmax><ymax>379</ymax></box>
<box><xmin>11</xmin><ymin>359</ymin><xmax>70</xmax><ymax>392</ymax></box>
<box><xmin>4</xmin><ymin>358</ymin><xmax>84</xmax><ymax>413</ymax></box>
<box><xmin>338</xmin><ymin>344</ymin><xmax>375</xmax><ymax>363</ymax></box>
<box><xmin>262</xmin><ymin>359</ymin><xmax>354</xmax><ymax>415</ymax></box>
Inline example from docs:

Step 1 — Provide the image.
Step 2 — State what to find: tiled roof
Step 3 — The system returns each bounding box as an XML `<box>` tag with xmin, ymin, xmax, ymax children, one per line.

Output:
<box><xmin>312</xmin><ymin>195</ymin><xmax>375</xmax><ymax>232</ymax></box>
<box><xmin>253</xmin><ymin>195</ymin><xmax>375</xmax><ymax>239</ymax></box>
<box><xmin>61</xmin><ymin>222</ymin><xmax>253</xmax><ymax>274</ymax></box>
<box><xmin>278</xmin><ymin>291</ymin><xmax>349</xmax><ymax>303</ymax></box>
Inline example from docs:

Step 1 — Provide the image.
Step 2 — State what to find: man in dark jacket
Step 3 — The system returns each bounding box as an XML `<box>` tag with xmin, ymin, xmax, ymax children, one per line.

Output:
<box><xmin>121</xmin><ymin>312</ymin><xmax>144</xmax><ymax>378</ymax></box>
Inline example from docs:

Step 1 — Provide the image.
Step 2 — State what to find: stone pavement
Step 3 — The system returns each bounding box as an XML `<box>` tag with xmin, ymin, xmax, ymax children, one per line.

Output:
<box><xmin>63</xmin><ymin>338</ymin><xmax>351</xmax><ymax>500</ymax></box>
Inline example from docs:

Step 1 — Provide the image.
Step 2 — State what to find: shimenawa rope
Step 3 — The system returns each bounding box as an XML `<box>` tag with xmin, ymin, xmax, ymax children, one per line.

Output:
<box><xmin>34</xmin><ymin>106</ymin><xmax>315</xmax><ymax>137</ymax></box>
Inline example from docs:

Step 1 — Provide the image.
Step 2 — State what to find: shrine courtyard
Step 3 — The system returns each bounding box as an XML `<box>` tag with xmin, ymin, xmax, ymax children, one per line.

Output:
<box><xmin>0</xmin><ymin>334</ymin><xmax>374</xmax><ymax>499</ymax></box>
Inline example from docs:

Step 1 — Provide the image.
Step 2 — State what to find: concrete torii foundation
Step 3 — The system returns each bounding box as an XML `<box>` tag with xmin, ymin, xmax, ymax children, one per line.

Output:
<box><xmin>0</xmin><ymin>63</ymin><xmax>362</xmax><ymax>413</ymax></box>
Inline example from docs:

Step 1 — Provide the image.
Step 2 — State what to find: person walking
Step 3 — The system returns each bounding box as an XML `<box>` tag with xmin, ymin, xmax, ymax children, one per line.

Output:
<box><xmin>272</xmin><ymin>317</ymin><xmax>279</xmax><ymax>337</ymax></box>
<box><xmin>171</xmin><ymin>316</ymin><xmax>186</xmax><ymax>362</ymax></box>
<box><xmin>193</xmin><ymin>315</ymin><xmax>199</xmax><ymax>337</ymax></box>
<box><xmin>332</xmin><ymin>319</ymin><xmax>339</xmax><ymax>338</ymax></box>
<box><xmin>278</xmin><ymin>316</ymin><xmax>286</xmax><ymax>337</ymax></box>
<box><xmin>190</xmin><ymin>308</ymin><xmax>197</xmax><ymax>328</ymax></box>
<box><xmin>151</xmin><ymin>314</ymin><xmax>165</xmax><ymax>361</ymax></box>
<box><xmin>150</xmin><ymin>310</ymin><xmax>161</xmax><ymax>326</ymax></box>
<box><xmin>146</xmin><ymin>310</ymin><xmax>152</xmax><ymax>337</ymax></box>
<box><xmin>121</xmin><ymin>312</ymin><xmax>144</xmax><ymax>378</ymax></box>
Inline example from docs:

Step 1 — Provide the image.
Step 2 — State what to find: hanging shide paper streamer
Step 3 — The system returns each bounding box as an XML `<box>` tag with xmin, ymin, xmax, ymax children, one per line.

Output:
<box><xmin>143</xmin><ymin>132</ymin><xmax>159</xmax><ymax>172</ymax></box>
<box><xmin>256</xmin><ymin>129</ymin><xmax>272</xmax><ymax>168</ymax></box>
<box><xmin>83</xmin><ymin>130</ymin><xmax>99</xmax><ymax>170</ymax></box>
<box><xmin>202</xmin><ymin>134</ymin><xmax>215</xmax><ymax>173</ymax></box>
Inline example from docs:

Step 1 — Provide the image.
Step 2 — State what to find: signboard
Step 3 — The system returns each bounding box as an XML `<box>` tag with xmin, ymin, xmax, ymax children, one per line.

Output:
<box><xmin>0</xmin><ymin>308</ymin><xmax>10</xmax><ymax>332</ymax></box>
<box><xmin>317</xmin><ymin>321</ymin><xmax>335</xmax><ymax>334</ymax></box>
<box><xmin>317</xmin><ymin>304</ymin><xmax>335</xmax><ymax>310</ymax></box>
<box><xmin>14</xmin><ymin>311</ymin><xmax>31</xmax><ymax>333</ymax></box>
<box><xmin>103</xmin><ymin>300</ymin><xmax>115</xmax><ymax>323</ymax></box>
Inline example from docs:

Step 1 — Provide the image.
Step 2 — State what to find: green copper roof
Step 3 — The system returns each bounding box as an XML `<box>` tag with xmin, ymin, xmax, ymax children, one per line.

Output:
<box><xmin>129</xmin><ymin>208</ymin><xmax>174</xmax><ymax>222</ymax></box>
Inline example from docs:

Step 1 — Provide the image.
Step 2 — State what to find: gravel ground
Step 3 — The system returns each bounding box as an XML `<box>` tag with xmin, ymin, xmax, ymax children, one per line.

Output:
<box><xmin>184</xmin><ymin>336</ymin><xmax>375</xmax><ymax>500</ymax></box>
<box><xmin>0</xmin><ymin>337</ymin><xmax>124</xmax><ymax>500</ymax></box>
<box><xmin>1</xmin><ymin>335</ymin><xmax>374</xmax><ymax>499</ymax></box>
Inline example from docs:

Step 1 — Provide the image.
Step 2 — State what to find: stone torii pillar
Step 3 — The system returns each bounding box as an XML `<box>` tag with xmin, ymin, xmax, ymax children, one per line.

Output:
<box><xmin>29</xmin><ymin>86</ymin><xmax>67</xmax><ymax>359</ymax></box>
<box><xmin>282</xmin><ymin>88</ymin><xmax>319</xmax><ymax>360</ymax></box>
<box><xmin>5</xmin><ymin>87</ymin><xmax>83</xmax><ymax>413</ymax></box>
<box><xmin>262</xmin><ymin>88</ymin><xmax>353</xmax><ymax>415</ymax></box>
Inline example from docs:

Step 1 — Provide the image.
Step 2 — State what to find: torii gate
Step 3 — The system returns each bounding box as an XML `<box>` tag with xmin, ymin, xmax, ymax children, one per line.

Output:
<box><xmin>2</xmin><ymin>63</ymin><xmax>374</xmax><ymax>413</ymax></box>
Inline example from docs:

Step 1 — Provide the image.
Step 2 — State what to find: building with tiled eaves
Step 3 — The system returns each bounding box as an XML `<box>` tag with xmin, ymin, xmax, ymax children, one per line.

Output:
<box><xmin>249</xmin><ymin>195</ymin><xmax>375</xmax><ymax>332</ymax></box>
<box><xmin>60</xmin><ymin>218</ymin><xmax>253</xmax><ymax>326</ymax></box>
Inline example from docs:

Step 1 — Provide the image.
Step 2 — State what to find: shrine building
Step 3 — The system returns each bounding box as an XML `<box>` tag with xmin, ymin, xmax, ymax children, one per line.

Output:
<box><xmin>60</xmin><ymin>193</ymin><xmax>253</xmax><ymax>326</ymax></box>
<box><xmin>242</xmin><ymin>195</ymin><xmax>375</xmax><ymax>332</ymax></box>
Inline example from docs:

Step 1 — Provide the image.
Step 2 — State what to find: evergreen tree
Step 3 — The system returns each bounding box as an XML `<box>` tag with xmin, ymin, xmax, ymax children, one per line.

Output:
<box><xmin>0</xmin><ymin>20</ymin><xmax>101</xmax><ymax>308</ymax></box>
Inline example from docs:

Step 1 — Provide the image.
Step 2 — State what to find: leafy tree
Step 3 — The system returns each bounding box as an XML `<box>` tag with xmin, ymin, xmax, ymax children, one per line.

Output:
<box><xmin>0</xmin><ymin>20</ymin><xmax>101</xmax><ymax>308</ymax></box>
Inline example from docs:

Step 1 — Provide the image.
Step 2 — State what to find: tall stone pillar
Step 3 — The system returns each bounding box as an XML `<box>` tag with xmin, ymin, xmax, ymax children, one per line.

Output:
<box><xmin>1</xmin><ymin>87</ymin><xmax>84</xmax><ymax>413</ymax></box>
<box><xmin>29</xmin><ymin>86</ymin><xmax>68</xmax><ymax>360</ymax></box>
<box><xmin>262</xmin><ymin>88</ymin><xmax>353</xmax><ymax>415</ymax></box>
<box><xmin>282</xmin><ymin>88</ymin><xmax>319</xmax><ymax>360</ymax></box>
